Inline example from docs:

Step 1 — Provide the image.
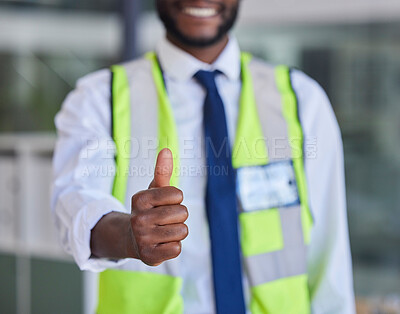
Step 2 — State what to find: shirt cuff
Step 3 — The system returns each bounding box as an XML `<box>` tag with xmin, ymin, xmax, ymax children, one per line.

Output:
<box><xmin>64</xmin><ymin>197</ymin><xmax>130</xmax><ymax>272</ymax></box>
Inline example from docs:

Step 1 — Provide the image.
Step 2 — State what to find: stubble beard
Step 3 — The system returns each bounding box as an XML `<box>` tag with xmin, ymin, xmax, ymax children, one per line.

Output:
<box><xmin>156</xmin><ymin>0</ymin><xmax>239</xmax><ymax>48</ymax></box>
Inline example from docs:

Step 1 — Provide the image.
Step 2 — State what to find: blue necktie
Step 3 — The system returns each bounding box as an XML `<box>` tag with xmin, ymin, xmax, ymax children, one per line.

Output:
<box><xmin>194</xmin><ymin>70</ymin><xmax>246</xmax><ymax>314</ymax></box>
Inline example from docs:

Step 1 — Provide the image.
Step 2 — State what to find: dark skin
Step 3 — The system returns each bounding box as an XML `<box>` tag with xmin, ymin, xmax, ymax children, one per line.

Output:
<box><xmin>167</xmin><ymin>33</ymin><xmax>228</xmax><ymax>64</ymax></box>
<box><xmin>90</xmin><ymin>0</ymin><xmax>240</xmax><ymax>266</ymax></box>
<box><xmin>91</xmin><ymin>149</ymin><xmax>188</xmax><ymax>266</ymax></box>
<box><xmin>158</xmin><ymin>0</ymin><xmax>239</xmax><ymax>63</ymax></box>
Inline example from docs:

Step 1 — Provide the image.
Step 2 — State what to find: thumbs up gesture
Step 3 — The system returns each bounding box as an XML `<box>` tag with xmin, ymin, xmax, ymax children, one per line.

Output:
<box><xmin>130</xmin><ymin>148</ymin><xmax>188</xmax><ymax>266</ymax></box>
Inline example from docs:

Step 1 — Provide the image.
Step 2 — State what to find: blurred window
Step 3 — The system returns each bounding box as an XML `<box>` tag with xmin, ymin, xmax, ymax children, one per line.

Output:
<box><xmin>0</xmin><ymin>0</ymin><xmax>118</xmax><ymax>12</ymax></box>
<box><xmin>0</xmin><ymin>1</ymin><xmax>122</xmax><ymax>132</ymax></box>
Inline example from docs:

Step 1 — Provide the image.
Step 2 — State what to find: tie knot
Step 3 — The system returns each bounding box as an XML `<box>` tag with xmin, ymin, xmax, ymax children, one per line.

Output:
<box><xmin>194</xmin><ymin>70</ymin><xmax>219</xmax><ymax>92</ymax></box>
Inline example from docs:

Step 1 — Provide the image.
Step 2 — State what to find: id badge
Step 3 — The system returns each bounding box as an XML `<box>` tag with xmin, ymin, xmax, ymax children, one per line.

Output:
<box><xmin>237</xmin><ymin>160</ymin><xmax>300</xmax><ymax>212</ymax></box>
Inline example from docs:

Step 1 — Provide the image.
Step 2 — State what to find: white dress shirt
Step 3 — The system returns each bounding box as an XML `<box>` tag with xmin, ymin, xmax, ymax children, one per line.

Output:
<box><xmin>52</xmin><ymin>36</ymin><xmax>355</xmax><ymax>313</ymax></box>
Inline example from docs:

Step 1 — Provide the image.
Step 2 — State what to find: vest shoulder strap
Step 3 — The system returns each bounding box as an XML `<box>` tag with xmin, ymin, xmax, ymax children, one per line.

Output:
<box><xmin>110</xmin><ymin>65</ymin><xmax>131</xmax><ymax>203</ymax></box>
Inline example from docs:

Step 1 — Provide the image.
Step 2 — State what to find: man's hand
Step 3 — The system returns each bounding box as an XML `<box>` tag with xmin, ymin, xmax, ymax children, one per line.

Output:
<box><xmin>130</xmin><ymin>148</ymin><xmax>188</xmax><ymax>266</ymax></box>
<box><xmin>90</xmin><ymin>148</ymin><xmax>188</xmax><ymax>266</ymax></box>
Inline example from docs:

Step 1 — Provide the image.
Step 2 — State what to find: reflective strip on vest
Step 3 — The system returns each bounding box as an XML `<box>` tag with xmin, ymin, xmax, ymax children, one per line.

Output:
<box><xmin>98</xmin><ymin>53</ymin><xmax>313</xmax><ymax>314</ymax></box>
<box><xmin>276</xmin><ymin>65</ymin><xmax>313</xmax><ymax>245</ymax></box>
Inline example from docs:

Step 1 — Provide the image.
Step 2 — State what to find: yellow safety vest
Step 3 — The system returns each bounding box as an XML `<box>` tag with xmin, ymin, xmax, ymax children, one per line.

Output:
<box><xmin>97</xmin><ymin>52</ymin><xmax>313</xmax><ymax>314</ymax></box>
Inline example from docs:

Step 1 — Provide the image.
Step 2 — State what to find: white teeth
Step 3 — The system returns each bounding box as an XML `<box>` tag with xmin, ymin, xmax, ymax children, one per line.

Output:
<box><xmin>183</xmin><ymin>7</ymin><xmax>218</xmax><ymax>18</ymax></box>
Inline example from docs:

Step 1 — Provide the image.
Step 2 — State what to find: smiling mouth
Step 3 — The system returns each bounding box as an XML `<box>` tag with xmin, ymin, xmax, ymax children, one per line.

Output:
<box><xmin>182</xmin><ymin>6</ymin><xmax>219</xmax><ymax>18</ymax></box>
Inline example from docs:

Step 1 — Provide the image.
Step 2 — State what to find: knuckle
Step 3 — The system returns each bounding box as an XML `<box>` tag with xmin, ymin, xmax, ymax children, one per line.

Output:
<box><xmin>171</xmin><ymin>243</ymin><xmax>182</xmax><ymax>257</ymax></box>
<box><xmin>142</xmin><ymin>255</ymin><xmax>155</xmax><ymax>266</ymax></box>
<box><xmin>131</xmin><ymin>193</ymin><xmax>137</xmax><ymax>204</ymax></box>
<box><xmin>137</xmin><ymin>246</ymin><xmax>147</xmax><ymax>259</ymax></box>
<box><xmin>153</xmin><ymin>188</ymin><xmax>165</xmax><ymax>202</ymax></box>
<box><xmin>145</xmin><ymin>261</ymin><xmax>159</xmax><ymax>267</ymax></box>
<box><xmin>179</xmin><ymin>205</ymin><xmax>189</xmax><ymax>220</ymax></box>
<box><xmin>138</xmin><ymin>246</ymin><xmax>152</xmax><ymax>263</ymax></box>
<box><xmin>131</xmin><ymin>213</ymin><xmax>147</xmax><ymax>227</ymax></box>
<box><xmin>138</xmin><ymin>214</ymin><xmax>150</xmax><ymax>226</ymax></box>
<box><xmin>141</xmin><ymin>251</ymin><xmax>161</xmax><ymax>267</ymax></box>
<box><xmin>130</xmin><ymin>214</ymin><xmax>139</xmax><ymax>226</ymax></box>
<box><xmin>131</xmin><ymin>218</ymin><xmax>154</xmax><ymax>245</ymax></box>
<box><xmin>168</xmin><ymin>187</ymin><xmax>183</xmax><ymax>201</ymax></box>
<box><xmin>132</xmin><ymin>191</ymin><xmax>150</xmax><ymax>208</ymax></box>
<box><xmin>176</xmin><ymin>188</ymin><xmax>184</xmax><ymax>201</ymax></box>
<box><xmin>182</xmin><ymin>224</ymin><xmax>189</xmax><ymax>237</ymax></box>
<box><xmin>136</xmin><ymin>192</ymin><xmax>150</xmax><ymax>207</ymax></box>
<box><xmin>133</xmin><ymin>230</ymin><xmax>147</xmax><ymax>244</ymax></box>
<box><xmin>175</xmin><ymin>224</ymin><xmax>188</xmax><ymax>240</ymax></box>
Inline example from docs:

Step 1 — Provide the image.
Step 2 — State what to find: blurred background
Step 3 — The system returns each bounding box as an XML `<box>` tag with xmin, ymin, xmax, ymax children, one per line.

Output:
<box><xmin>0</xmin><ymin>0</ymin><xmax>399</xmax><ymax>313</ymax></box>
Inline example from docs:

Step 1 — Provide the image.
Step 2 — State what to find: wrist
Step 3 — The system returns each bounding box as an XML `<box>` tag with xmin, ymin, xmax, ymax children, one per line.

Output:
<box><xmin>124</xmin><ymin>214</ymin><xmax>137</xmax><ymax>259</ymax></box>
<box><xmin>90</xmin><ymin>211</ymin><xmax>137</xmax><ymax>260</ymax></box>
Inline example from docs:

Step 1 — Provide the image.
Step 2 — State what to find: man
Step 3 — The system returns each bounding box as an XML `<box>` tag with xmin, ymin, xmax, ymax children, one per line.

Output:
<box><xmin>52</xmin><ymin>0</ymin><xmax>355</xmax><ymax>313</ymax></box>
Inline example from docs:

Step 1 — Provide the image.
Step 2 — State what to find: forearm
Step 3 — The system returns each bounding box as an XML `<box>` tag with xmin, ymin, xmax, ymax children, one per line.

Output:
<box><xmin>90</xmin><ymin>211</ymin><xmax>138</xmax><ymax>260</ymax></box>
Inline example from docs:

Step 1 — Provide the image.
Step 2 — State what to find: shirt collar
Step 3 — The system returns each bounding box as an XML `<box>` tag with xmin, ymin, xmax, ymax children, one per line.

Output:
<box><xmin>156</xmin><ymin>35</ymin><xmax>241</xmax><ymax>82</ymax></box>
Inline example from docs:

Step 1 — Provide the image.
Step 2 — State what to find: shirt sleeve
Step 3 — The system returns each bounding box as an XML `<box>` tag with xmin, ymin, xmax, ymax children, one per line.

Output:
<box><xmin>291</xmin><ymin>70</ymin><xmax>356</xmax><ymax>313</ymax></box>
<box><xmin>51</xmin><ymin>69</ymin><xmax>130</xmax><ymax>272</ymax></box>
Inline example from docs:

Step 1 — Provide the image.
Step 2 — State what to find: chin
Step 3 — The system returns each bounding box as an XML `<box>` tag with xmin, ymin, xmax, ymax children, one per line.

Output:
<box><xmin>182</xmin><ymin>31</ymin><xmax>219</xmax><ymax>43</ymax></box>
<box><xmin>158</xmin><ymin>0</ymin><xmax>237</xmax><ymax>48</ymax></box>
<box><xmin>170</xmin><ymin>27</ymin><xmax>227</xmax><ymax>48</ymax></box>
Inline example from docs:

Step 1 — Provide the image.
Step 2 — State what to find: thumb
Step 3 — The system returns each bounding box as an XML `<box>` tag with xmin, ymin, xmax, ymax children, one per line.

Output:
<box><xmin>149</xmin><ymin>148</ymin><xmax>174</xmax><ymax>188</ymax></box>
